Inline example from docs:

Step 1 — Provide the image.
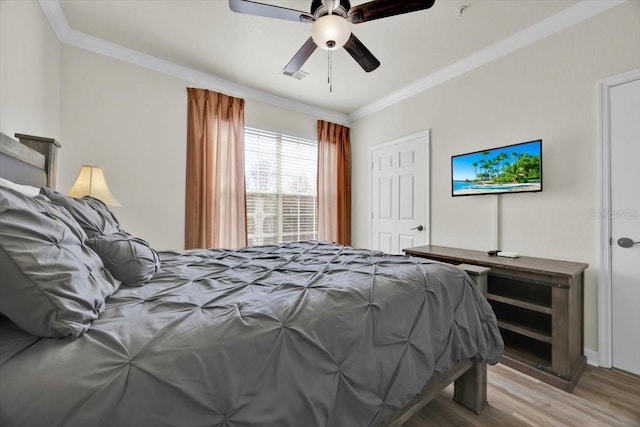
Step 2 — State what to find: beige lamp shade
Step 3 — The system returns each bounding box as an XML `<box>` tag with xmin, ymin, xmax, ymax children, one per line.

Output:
<box><xmin>67</xmin><ymin>165</ymin><xmax>121</xmax><ymax>207</ymax></box>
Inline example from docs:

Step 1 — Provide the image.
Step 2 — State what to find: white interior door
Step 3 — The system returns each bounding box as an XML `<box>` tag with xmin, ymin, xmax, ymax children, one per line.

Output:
<box><xmin>370</xmin><ymin>132</ymin><xmax>429</xmax><ymax>254</ymax></box>
<box><xmin>610</xmin><ymin>78</ymin><xmax>640</xmax><ymax>375</ymax></box>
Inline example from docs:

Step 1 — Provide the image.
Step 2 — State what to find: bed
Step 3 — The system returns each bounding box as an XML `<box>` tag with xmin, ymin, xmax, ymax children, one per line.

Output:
<box><xmin>0</xmin><ymin>132</ymin><xmax>503</xmax><ymax>426</ymax></box>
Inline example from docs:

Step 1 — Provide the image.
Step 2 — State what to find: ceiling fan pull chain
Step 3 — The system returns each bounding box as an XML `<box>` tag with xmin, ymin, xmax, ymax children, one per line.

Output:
<box><xmin>326</xmin><ymin>49</ymin><xmax>330</xmax><ymax>93</ymax></box>
<box><xmin>329</xmin><ymin>49</ymin><xmax>332</xmax><ymax>92</ymax></box>
<box><xmin>329</xmin><ymin>49</ymin><xmax>333</xmax><ymax>93</ymax></box>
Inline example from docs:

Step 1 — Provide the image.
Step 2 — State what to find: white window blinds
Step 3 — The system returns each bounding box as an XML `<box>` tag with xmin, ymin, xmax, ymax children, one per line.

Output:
<box><xmin>244</xmin><ymin>127</ymin><xmax>318</xmax><ymax>246</ymax></box>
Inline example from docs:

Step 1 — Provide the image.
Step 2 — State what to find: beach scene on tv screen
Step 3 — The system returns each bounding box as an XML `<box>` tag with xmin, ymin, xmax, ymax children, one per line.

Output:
<box><xmin>452</xmin><ymin>141</ymin><xmax>541</xmax><ymax>196</ymax></box>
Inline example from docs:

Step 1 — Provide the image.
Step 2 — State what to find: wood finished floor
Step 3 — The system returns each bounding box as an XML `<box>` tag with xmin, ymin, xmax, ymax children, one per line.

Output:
<box><xmin>406</xmin><ymin>363</ymin><xmax>640</xmax><ymax>426</ymax></box>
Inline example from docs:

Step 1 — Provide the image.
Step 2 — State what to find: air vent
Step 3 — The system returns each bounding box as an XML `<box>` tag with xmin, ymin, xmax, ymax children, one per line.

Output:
<box><xmin>281</xmin><ymin>69</ymin><xmax>308</xmax><ymax>80</ymax></box>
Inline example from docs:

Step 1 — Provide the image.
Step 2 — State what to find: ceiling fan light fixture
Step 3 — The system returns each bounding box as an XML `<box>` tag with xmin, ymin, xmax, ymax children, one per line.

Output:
<box><xmin>311</xmin><ymin>15</ymin><xmax>350</xmax><ymax>50</ymax></box>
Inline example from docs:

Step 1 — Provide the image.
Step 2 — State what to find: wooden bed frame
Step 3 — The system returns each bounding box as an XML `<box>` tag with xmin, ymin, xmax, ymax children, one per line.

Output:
<box><xmin>0</xmin><ymin>132</ymin><xmax>60</xmax><ymax>188</ymax></box>
<box><xmin>0</xmin><ymin>131</ymin><xmax>489</xmax><ymax>426</ymax></box>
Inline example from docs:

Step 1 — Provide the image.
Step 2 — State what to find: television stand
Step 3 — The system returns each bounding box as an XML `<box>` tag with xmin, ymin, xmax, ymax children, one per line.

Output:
<box><xmin>404</xmin><ymin>245</ymin><xmax>588</xmax><ymax>392</ymax></box>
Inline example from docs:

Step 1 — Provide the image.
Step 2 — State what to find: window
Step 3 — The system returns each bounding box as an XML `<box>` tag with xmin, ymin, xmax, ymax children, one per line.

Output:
<box><xmin>244</xmin><ymin>127</ymin><xmax>317</xmax><ymax>246</ymax></box>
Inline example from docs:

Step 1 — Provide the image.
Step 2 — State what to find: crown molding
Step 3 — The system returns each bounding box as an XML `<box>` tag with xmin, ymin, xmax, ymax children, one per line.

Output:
<box><xmin>38</xmin><ymin>0</ymin><xmax>71</xmax><ymax>41</ymax></box>
<box><xmin>38</xmin><ymin>0</ymin><xmax>349</xmax><ymax>126</ymax></box>
<box><xmin>40</xmin><ymin>0</ymin><xmax>624</xmax><ymax>125</ymax></box>
<box><xmin>347</xmin><ymin>0</ymin><xmax>627</xmax><ymax>122</ymax></box>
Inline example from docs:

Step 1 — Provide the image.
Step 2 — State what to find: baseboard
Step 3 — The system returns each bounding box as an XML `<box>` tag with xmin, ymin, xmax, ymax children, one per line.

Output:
<box><xmin>584</xmin><ymin>348</ymin><xmax>599</xmax><ymax>367</ymax></box>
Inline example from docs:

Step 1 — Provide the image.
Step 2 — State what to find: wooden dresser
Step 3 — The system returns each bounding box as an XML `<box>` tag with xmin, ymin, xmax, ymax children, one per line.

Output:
<box><xmin>404</xmin><ymin>245</ymin><xmax>588</xmax><ymax>392</ymax></box>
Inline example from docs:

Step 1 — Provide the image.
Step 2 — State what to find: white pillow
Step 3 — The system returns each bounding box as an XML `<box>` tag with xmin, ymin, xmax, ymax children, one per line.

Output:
<box><xmin>0</xmin><ymin>177</ymin><xmax>41</xmax><ymax>197</ymax></box>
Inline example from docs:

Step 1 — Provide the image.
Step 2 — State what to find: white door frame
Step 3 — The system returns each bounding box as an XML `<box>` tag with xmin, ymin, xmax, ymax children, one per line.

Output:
<box><xmin>368</xmin><ymin>130</ymin><xmax>431</xmax><ymax>249</ymax></box>
<box><xmin>596</xmin><ymin>67</ymin><xmax>640</xmax><ymax>368</ymax></box>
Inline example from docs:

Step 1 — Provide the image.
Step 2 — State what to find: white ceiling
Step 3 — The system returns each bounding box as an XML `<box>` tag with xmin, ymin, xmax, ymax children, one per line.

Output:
<box><xmin>55</xmin><ymin>1</ymin><xmax>586</xmax><ymax>117</ymax></box>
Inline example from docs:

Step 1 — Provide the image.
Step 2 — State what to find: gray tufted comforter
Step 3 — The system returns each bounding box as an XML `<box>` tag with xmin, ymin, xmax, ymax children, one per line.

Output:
<box><xmin>0</xmin><ymin>241</ymin><xmax>503</xmax><ymax>426</ymax></box>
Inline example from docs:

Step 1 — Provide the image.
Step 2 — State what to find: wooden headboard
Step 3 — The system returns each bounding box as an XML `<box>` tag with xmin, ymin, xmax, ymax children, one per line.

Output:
<box><xmin>0</xmin><ymin>132</ymin><xmax>60</xmax><ymax>189</ymax></box>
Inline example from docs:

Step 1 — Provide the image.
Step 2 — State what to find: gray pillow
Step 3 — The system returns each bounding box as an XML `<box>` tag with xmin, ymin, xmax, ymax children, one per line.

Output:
<box><xmin>87</xmin><ymin>232</ymin><xmax>161</xmax><ymax>287</ymax></box>
<box><xmin>40</xmin><ymin>187</ymin><xmax>123</xmax><ymax>238</ymax></box>
<box><xmin>40</xmin><ymin>187</ymin><xmax>161</xmax><ymax>286</ymax></box>
<box><xmin>0</xmin><ymin>187</ymin><xmax>120</xmax><ymax>338</ymax></box>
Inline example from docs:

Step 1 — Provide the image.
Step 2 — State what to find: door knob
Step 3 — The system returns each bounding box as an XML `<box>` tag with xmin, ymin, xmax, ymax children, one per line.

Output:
<box><xmin>411</xmin><ymin>225</ymin><xmax>424</xmax><ymax>231</ymax></box>
<box><xmin>617</xmin><ymin>237</ymin><xmax>640</xmax><ymax>248</ymax></box>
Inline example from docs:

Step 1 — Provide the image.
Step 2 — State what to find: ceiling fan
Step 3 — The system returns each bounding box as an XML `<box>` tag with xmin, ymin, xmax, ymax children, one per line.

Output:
<box><xmin>229</xmin><ymin>0</ymin><xmax>436</xmax><ymax>75</ymax></box>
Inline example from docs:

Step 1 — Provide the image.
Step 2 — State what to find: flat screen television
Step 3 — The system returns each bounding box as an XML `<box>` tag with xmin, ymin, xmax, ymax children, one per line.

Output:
<box><xmin>451</xmin><ymin>139</ymin><xmax>542</xmax><ymax>197</ymax></box>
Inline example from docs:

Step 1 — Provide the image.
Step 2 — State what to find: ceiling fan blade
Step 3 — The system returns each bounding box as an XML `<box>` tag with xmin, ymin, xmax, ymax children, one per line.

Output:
<box><xmin>229</xmin><ymin>0</ymin><xmax>314</xmax><ymax>23</ymax></box>
<box><xmin>347</xmin><ymin>0</ymin><xmax>435</xmax><ymax>24</ymax></box>
<box><xmin>343</xmin><ymin>34</ymin><xmax>380</xmax><ymax>72</ymax></box>
<box><xmin>283</xmin><ymin>38</ymin><xmax>318</xmax><ymax>75</ymax></box>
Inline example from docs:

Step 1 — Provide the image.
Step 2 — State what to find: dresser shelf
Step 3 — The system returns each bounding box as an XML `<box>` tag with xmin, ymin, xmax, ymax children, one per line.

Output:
<box><xmin>487</xmin><ymin>293</ymin><xmax>552</xmax><ymax>315</ymax></box>
<box><xmin>496</xmin><ymin>319</ymin><xmax>552</xmax><ymax>343</ymax></box>
<box><xmin>404</xmin><ymin>245</ymin><xmax>588</xmax><ymax>392</ymax></box>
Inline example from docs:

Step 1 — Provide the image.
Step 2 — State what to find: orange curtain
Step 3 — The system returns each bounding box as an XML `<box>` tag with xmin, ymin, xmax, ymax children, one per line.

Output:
<box><xmin>317</xmin><ymin>120</ymin><xmax>351</xmax><ymax>245</ymax></box>
<box><xmin>185</xmin><ymin>88</ymin><xmax>247</xmax><ymax>249</ymax></box>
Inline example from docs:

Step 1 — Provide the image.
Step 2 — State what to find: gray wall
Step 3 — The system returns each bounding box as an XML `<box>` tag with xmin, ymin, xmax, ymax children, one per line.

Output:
<box><xmin>59</xmin><ymin>45</ymin><xmax>318</xmax><ymax>250</ymax></box>
<box><xmin>0</xmin><ymin>0</ymin><xmax>60</xmax><ymax>140</ymax></box>
<box><xmin>349</xmin><ymin>1</ymin><xmax>640</xmax><ymax>352</ymax></box>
